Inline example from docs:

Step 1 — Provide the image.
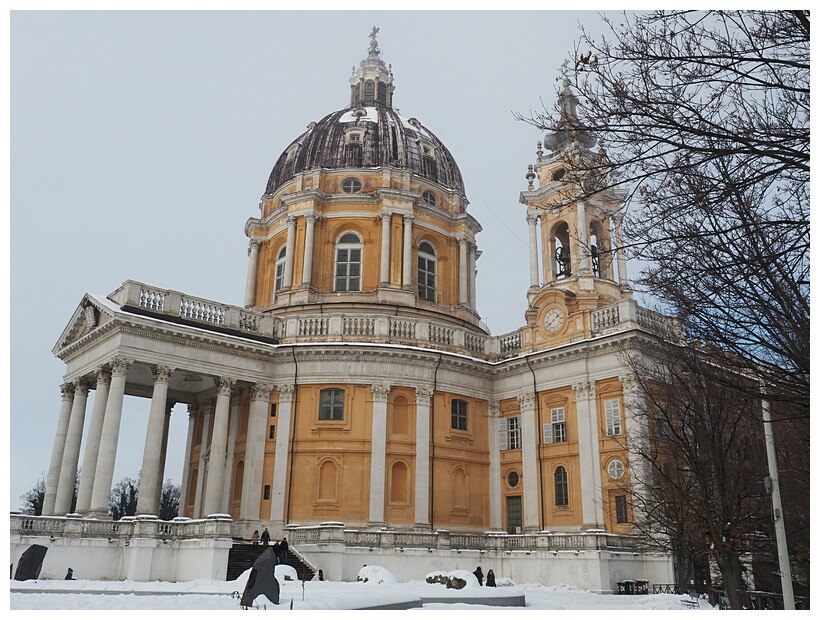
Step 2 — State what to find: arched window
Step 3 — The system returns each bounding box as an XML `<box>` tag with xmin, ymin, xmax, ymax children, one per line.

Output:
<box><xmin>390</xmin><ymin>395</ymin><xmax>410</xmax><ymax>437</ymax></box>
<box><xmin>364</xmin><ymin>80</ymin><xmax>375</xmax><ymax>104</ymax></box>
<box><xmin>390</xmin><ymin>461</ymin><xmax>408</xmax><ymax>504</ymax></box>
<box><xmin>335</xmin><ymin>233</ymin><xmax>362</xmax><ymax>292</ymax></box>
<box><xmin>555</xmin><ymin>466</ymin><xmax>569</xmax><ymax>506</ymax></box>
<box><xmin>352</xmin><ymin>83</ymin><xmax>361</xmax><ymax>106</ymax></box>
<box><xmin>275</xmin><ymin>245</ymin><xmax>287</xmax><ymax>292</ymax></box>
<box><xmin>554</xmin><ymin>222</ymin><xmax>571</xmax><ymax>279</ymax></box>
<box><xmin>377</xmin><ymin>82</ymin><xmax>387</xmax><ymax>106</ymax></box>
<box><xmin>418</xmin><ymin>241</ymin><xmax>436</xmax><ymax>302</ymax></box>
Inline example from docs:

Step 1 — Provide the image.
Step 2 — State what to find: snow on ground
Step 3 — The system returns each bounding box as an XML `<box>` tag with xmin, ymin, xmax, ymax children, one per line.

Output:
<box><xmin>9</xmin><ymin>565</ymin><xmax>713</xmax><ymax>613</ymax></box>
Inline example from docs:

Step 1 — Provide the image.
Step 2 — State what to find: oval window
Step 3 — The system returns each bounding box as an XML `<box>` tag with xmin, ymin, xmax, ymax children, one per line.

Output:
<box><xmin>422</xmin><ymin>190</ymin><xmax>437</xmax><ymax>207</ymax></box>
<box><xmin>607</xmin><ymin>459</ymin><xmax>625</xmax><ymax>480</ymax></box>
<box><xmin>507</xmin><ymin>471</ymin><xmax>520</xmax><ymax>488</ymax></box>
<box><xmin>552</xmin><ymin>168</ymin><xmax>566</xmax><ymax>181</ymax></box>
<box><xmin>341</xmin><ymin>178</ymin><xmax>363</xmax><ymax>193</ymax></box>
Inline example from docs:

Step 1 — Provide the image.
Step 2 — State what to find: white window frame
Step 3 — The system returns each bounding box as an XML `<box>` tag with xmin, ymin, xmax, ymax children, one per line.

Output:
<box><xmin>341</xmin><ymin>177</ymin><xmax>363</xmax><ymax>193</ymax></box>
<box><xmin>417</xmin><ymin>241</ymin><xmax>437</xmax><ymax>302</ymax></box>
<box><xmin>607</xmin><ymin>459</ymin><xmax>625</xmax><ymax>480</ymax></box>
<box><xmin>334</xmin><ymin>232</ymin><xmax>363</xmax><ymax>292</ymax></box>
<box><xmin>544</xmin><ymin>407</ymin><xmax>566</xmax><ymax>444</ymax></box>
<box><xmin>319</xmin><ymin>388</ymin><xmax>345</xmax><ymax>421</ymax></box>
<box><xmin>605</xmin><ymin>399</ymin><xmax>622</xmax><ymax>436</ymax></box>
<box><xmin>499</xmin><ymin>415</ymin><xmax>521</xmax><ymax>451</ymax></box>
<box><xmin>275</xmin><ymin>245</ymin><xmax>287</xmax><ymax>292</ymax></box>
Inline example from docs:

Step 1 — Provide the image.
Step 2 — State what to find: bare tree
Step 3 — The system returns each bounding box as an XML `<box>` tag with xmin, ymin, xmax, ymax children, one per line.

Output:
<box><xmin>517</xmin><ymin>10</ymin><xmax>809</xmax><ymax>412</ymax></box>
<box><xmin>109</xmin><ymin>476</ymin><xmax>139</xmax><ymax>521</ymax></box>
<box><xmin>158</xmin><ymin>479</ymin><xmax>180</xmax><ymax>521</ymax></box>
<box><xmin>20</xmin><ymin>473</ymin><xmax>46</xmax><ymax>515</ymax></box>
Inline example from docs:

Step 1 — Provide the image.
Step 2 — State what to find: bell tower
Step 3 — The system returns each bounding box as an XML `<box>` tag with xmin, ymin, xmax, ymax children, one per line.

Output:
<box><xmin>518</xmin><ymin>78</ymin><xmax>632</xmax><ymax>351</ymax></box>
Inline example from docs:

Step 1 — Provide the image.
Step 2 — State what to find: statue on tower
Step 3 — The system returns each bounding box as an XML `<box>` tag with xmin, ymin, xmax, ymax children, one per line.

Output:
<box><xmin>370</xmin><ymin>26</ymin><xmax>380</xmax><ymax>39</ymax></box>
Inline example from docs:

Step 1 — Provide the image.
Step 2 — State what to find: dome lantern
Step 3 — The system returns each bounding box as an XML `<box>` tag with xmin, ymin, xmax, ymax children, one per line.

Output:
<box><xmin>349</xmin><ymin>27</ymin><xmax>394</xmax><ymax>108</ymax></box>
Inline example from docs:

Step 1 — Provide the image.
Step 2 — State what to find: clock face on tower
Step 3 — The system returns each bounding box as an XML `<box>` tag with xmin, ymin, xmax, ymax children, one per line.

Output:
<box><xmin>543</xmin><ymin>307</ymin><xmax>565</xmax><ymax>333</ymax></box>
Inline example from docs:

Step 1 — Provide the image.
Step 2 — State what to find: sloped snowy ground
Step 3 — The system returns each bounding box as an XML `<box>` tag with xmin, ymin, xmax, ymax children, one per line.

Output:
<box><xmin>10</xmin><ymin>564</ymin><xmax>711</xmax><ymax>611</ymax></box>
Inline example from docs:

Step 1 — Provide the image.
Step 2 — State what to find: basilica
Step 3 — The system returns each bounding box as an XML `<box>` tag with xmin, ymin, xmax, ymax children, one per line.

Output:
<box><xmin>13</xmin><ymin>33</ymin><xmax>675</xmax><ymax>588</ymax></box>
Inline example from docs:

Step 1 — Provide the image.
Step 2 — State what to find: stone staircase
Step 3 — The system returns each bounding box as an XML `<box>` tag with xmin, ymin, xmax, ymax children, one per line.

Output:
<box><xmin>226</xmin><ymin>541</ymin><xmax>316</xmax><ymax>582</ymax></box>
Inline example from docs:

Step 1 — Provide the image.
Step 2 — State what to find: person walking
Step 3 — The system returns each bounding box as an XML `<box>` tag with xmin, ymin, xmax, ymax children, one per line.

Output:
<box><xmin>473</xmin><ymin>566</ymin><xmax>484</xmax><ymax>586</ymax></box>
<box><xmin>251</xmin><ymin>530</ymin><xmax>260</xmax><ymax>545</ymax></box>
<box><xmin>311</xmin><ymin>569</ymin><xmax>324</xmax><ymax>581</ymax></box>
<box><xmin>260</xmin><ymin>527</ymin><xmax>271</xmax><ymax>546</ymax></box>
<box><xmin>486</xmin><ymin>569</ymin><xmax>496</xmax><ymax>587</ymax></box>
<box><xmin>64</xmin><ymin>568</ymin><xmax>75</xmax><ymax>580</ymax></box>
<box><xmin>278</xmin><ymin>537</ymin><xmax>289</xmax><ymax>562</ymax></box>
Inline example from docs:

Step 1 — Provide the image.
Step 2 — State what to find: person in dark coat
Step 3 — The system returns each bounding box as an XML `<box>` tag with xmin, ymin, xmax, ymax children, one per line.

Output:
<box><xmin>278</xmin><ymin>537</ymin><xmax>289</xmax><ymax>562</ymax></box>
<box><xmin>486</xmin><ymin>569</ymin><xmax>496</xmax><ymax>587</ymax></box>
<box><xmin>473</xmin><ymin>566</ymin><xmax>484</xmax><ymax>586</ymax></box>
<box><xmin>65</xmin><ymin>568</ymin><xmax>75</xmax><ymax>580</ymax></box>
<box><xmin>260</xmin><ymin>528</ymin><xmax>271</xmax><ymax>546</ymax></box>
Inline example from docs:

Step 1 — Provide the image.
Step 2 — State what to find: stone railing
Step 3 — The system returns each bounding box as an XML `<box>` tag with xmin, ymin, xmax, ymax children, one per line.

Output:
<box><xmin>284</xmin><ymin>522</ymin><xmax>647</xmax><ymax>553</ymax></box>
<box><xmin>10</xmin><ymin>513</ymin><xmax>233</xmax><ymax>542</ymax></box>
<box><xmin>109</xmin><ymin>280</ymin><xmax>278</xmax><ymax>341</ymax></box>
<box><xmin>109</xmin><ymin>280</ymin><xmax>678</xmax><ymax>360</ymax></box>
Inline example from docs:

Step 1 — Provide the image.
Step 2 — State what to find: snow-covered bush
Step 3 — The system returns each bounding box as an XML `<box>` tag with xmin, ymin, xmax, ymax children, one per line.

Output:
<box><xmin>356</xmin><ymin>565</ymin><xmax>398</xmax><ymax>584</ymax></box>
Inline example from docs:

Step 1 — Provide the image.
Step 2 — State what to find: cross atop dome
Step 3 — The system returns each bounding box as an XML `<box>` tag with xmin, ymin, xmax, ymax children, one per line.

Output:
<box><xmin>349</xmin><ymin>27</ymin><xmax>394</xmax><ymax>108</ymax></box>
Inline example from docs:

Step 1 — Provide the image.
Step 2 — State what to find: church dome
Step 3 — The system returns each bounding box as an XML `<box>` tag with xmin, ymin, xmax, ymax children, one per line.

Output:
<box><xmin>264</xmin><ymin>106</ymin><xmax>465</xmax><ymax>197</ymax></box>
<box><xmin>264</xmin><ymin>31</ymin><xmax>465</xmax><ymax>198</ymax></box>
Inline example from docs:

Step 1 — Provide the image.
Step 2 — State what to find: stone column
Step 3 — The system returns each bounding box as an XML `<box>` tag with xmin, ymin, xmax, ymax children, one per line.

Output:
<box><xmin>488</xmin><ymin>400</ymin><xmax>503</xmax><ymax>530</ymax></box>
<box><xmin>154</xmin><ymin>401</ymin><xmax>174</xmax><ymax>512</ymax></box>
<box><xmin>527</xmin><ymin>213</ymin><xmax>540</xmax><ymax>289</ymax></box>
<box><xmin>90</xmin><ymin>357</ymin><xmax>131</xmax><ymax>517</ymax></box>
<box><xmin>620</xmin><ymin>374</ymin><xmax>647</xmax><ymax>513</ymax></box>
<box><xmin>301</xmin><ymin>213</ymin><xmax>316</xmax><ymax>287</ymax></box>
<box><xmin>222</xmin><ymin>388</ymin><xmax>242</xmax><ymax>512</ymax></box>
<box><xmin>136</xmin><ymin>366</ymin><xmax>174</xmax><ymax>515</ymax></box>
<box><xmin>43</xmin><ymin>382</ymin><xmax>75</xmax><ymax>515</ymax></box>
<box><xmin>178</xmin><ymin>404</ymin><xmax>197</xmax><ymax>518</ymax></box>
<box><xmin>244</xmin><ymin>239</ymin><xmax>262</xmax><ymax>307</ymax></box>
<box><xmin>283</xmin><ymin>215</ymin><xmax>297</xmax><ymax>289</ymax></box>
<box><xmin>54</xmin><ymin>380</ymin><xmax>90</xmax><ymax>514</ymax></box>
<box><xmin>414</xmin><ymin>387</ymin><xmax>433</xmax><ymax>528</ymax></box>
<box><xmin>202</xmin><ymin>377</ymin><xmax>235</xmax><ymax>516</ymax></box>
<box><xmin>576</xmin><ymin>202</ymin><xmax>591</xmax><ymax>274</ymax></box>
<box><xmin>613</xmin><ymin>213</ymin><xmax>629</xmax><ymax>287</ymax></box>
<box><xmin>368</xmin><ymin>385</ymin><xmax>391</xmax><ymax>527</ymax></box>
<box><xmin>458</xmin><ymin>237</ymin><xmax>469</xmax><ymax>305</ymax></box>
<box><xmin>379</xmin><ymin>211</ymin><xmax>391</xmax><ymax>285</ymax></box>
<box><xmin>518</xmin><ymin>392</ymin><xmax>540</xmax><ymax>532</ymax></box>
<box><xmin>267</xmin><ymin>384</ymin><xmax>292</xmax><ymax>525</ymax></box>
<box><xmin>402</xmin><ymin>213</ymin><xmax>414</xmax><ymax>288</ymax></box>
<box><xmin>543</xmin><ymin>226</ymin><xmax>554</xmax><ymax>284</ymax></box>
<box><xmin>75</xmin><ymin>367</ymin><xmax>111</xmax><ymax>514</ymax></box>
<box><xmin>573</xmin><ymin>381</ymin><xmax>604</xmax><ymax>527</ymax></box>
<box><xmin>469</xmin><ymin>242</ymin><xmax>477</xmax><ymax>309</ymax></box>
<box><xmin>193</xmin><ymin>398</ymin><xmax>214</xmax><ymax>519</ymax></box>
<box><xmin>241</xmin><ymin>383</ymin><xmax>274</xmax><ymax>521</ymax></box>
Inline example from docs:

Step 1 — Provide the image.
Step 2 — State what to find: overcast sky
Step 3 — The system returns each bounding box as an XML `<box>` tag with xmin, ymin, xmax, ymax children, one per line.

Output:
<box><xmin>7</xmin><ymin>8</ymin><xmax>633</xmax><ymax>510</ymax></box>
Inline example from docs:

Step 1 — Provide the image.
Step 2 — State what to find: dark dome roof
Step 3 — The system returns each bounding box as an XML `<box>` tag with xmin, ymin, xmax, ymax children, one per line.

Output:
<box><xmin>264</xmin><ymin>106</ymin><xmax>465</xmax><ymax>196</ymax></box>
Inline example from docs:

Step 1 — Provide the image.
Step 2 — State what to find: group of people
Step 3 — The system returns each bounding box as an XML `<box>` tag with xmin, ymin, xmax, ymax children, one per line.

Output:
<box><xmin>472</xmin><ymin>566</ymin><xmax>497</xmax><ymax>587</ymax></box>
<box><xmin>250</xmin><ymin>528</ymin><xmax>289</xmax><ymax>563</ymax></box>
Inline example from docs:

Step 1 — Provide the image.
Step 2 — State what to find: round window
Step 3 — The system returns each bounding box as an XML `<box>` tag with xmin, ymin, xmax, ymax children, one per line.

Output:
<box><xmin>507</xmin><ymin>471</ymin><xmax>520</xmax><ymax>488</ymax></box>
<box><xmin>422</xmin><ymin>190</ymin><xmax>437</xmax><ymax>207</ymax></box>
<box><xmin>607</xmin><ymin>459</ymin><xmax>625</xmax><ymax>480</ymax></box>
<box><xmin>552</xmin><ymin>167</ymin><xmax>566</xmax><ymax>181</ymax></box>
<box><xmin>341</xmin><ymin>178</ymin><xmax>363</xmax><ymax>193</ymax></box>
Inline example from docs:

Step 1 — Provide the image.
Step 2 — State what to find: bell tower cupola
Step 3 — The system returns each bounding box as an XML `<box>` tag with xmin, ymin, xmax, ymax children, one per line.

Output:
<box><xmin>518</xmin><ymin>64</ymin><xmax>632</xmax><ymax>350</ymax></box>
<box><xmin>350</xmin><ymin>27</ymin><xmax>395</xmax><ymax>109</ymax></box>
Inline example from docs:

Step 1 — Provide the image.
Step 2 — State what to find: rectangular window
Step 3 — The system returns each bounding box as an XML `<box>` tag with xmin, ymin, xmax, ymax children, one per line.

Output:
<box><xmin>319</xmin><ymin>388</ymin><xmax>345</xmax><ymax>421</ymax></box>
<box><xmin>451</xmin><ymin>399</ymin><xmax>468</xmax><ymax>431</ymax></box>
<box><xmin>605</xmin><ymin>399</ymin><xmax>622</xmax><ymax>436</ymax></box>
<box><xmin>499</xmin><ymin>415</ymin><xmax>521</xmax><ymax>450</ymax></box>
<box><xmin>544</xmin><ymin>407</ymin><xmax>566</xmax><ymax>443</ymax></box>
<box><xmin>615</xmin><ymin>495</ymin><xmax>629</xmax><ymax>523</ymax></box>
<box><xmin>270</xmin><ymin>404</ymin><xmax>277</xmax><ymax>417</ymax></box>
<box><xmin>269</xmin><ymin>424</ymin><xmax>275</xmax><ymax>440</ymax></box>
<box><xmin>263</xmin><ymin>485</ymin><xmax>271</xmax><ymax>500</ymax></box>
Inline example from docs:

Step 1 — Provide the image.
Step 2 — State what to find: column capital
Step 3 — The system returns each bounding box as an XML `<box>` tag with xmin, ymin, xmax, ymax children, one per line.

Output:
<box><xmin>458</xmin><ymin>236</ymin><xmax>471</xmax><ymax>247</ymax></box>
<box><xmin>95</xmin><ymin>366</ymin><xmax>112</xmax><ymax>386</ymax></box>
<box><xmin>380</xmin><ymin>210</ymin><xmax>393</xmax><ymax>222</ymax></box>
<box><xmin>403</xmin><ymin>212</ymin><xmax>415</xmax><ymax>223</ymax></box>
<box><xmin>526</xmin><ymin>213</ymin><xmax>540</xmax><ymax>226</ymax></box>
<box><xmin>217</xmin><ymin>377</ymin><xmax>236</xmax><ymax>396</ymax></box>
<box><xmin>60</xmin><ymin>382</ymin><xmax>76</xmax><ymax>399</ymax></box>
<box><xmin>371</xmin><ymin>384</ymin><xmax>391</xmax><ymax>402</ymax></box>
<box><xmin>187</xmin><ymin>403</ymin><xmax>197</xmax><ymax>419</ymax></box>
<box><xmin>619</xmin><ymin>373</ymin><xmax>638</xmax><ymax>392</ymax></box>
<box><xmin>276</xmin><ymin>384</ymin><xmax>296</xmax><ymax>400</ymax></box>
<box><xmin>110</xmin><ymin>357</ymin><xmax>133</xmax><ymax>377</ymax></box>
<box><xmin>572</xmin><ymin>381</ymin><xmax>596</xmax><ymax>399</ymax></box>
<box><xmin>286</xmin><ymin>214</ymin><xmax>298</xmax><ymax>226</ymax></box>
<box><xmin>488</xmin><ymin>400</ymin><xmax>501</xmax><ymax>417</ymax></box>
<box><xmin>304</xmin><ymin>212</ymin><xmax>318</xmax><ymax>224</ymax></box>
<box><xmin>251</xmin><ymin>383</ymin><xmax>275</xmax><ymax>402</ymax></box>
<box><xmin>73</xmin><ymin>379</ymin><xmax>91</xmax><ymax>396</ymax></box>
<box><xmin>517</xmin><ymin>392</ymin><xmax>536</xmax><ymax>409</ymax></box>
<box><xmin>152</xmin><ymin>365</ymin><xmax>175</xmax><ymax>383</ymax></box>
<box><xmin>248</xmin><ymin>239</ymin><xmax>263</xmax><ymax>254</ymax></box>
<box><xmin>415</xmin><ymin>386</ymin><xmax>434</xmax><ymax>402</ymax></box>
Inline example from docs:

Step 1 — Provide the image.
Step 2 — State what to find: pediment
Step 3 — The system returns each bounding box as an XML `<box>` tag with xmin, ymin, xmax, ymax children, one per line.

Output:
<box><xmin>52</xmin><ymin>294</ymin><xmax>118</xmax><ymax>353</ymax></box>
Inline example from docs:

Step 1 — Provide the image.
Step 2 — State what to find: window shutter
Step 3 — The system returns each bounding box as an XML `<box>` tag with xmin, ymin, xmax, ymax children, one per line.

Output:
<box><xmin>499</xmin><ymin>418</ymin><xmax>508</xmax><ymax>451</ymax></box>
<box><xmin>543</xmin><ymin>422</ymin><xmax>553</xmax><ymax>444</ymax></box>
